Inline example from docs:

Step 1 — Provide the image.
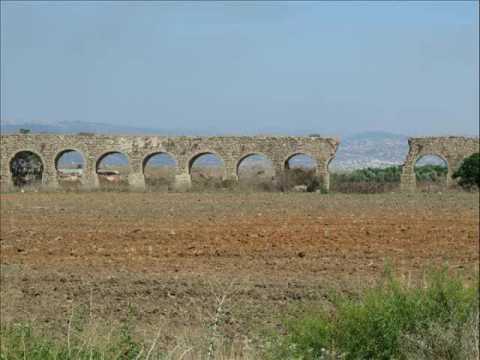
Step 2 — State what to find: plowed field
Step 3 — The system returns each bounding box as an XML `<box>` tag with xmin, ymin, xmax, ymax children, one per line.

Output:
<box><xmin>1</xmin><ymin>192</ymin><xmax>478</xmax><ymax>345</ymax></box>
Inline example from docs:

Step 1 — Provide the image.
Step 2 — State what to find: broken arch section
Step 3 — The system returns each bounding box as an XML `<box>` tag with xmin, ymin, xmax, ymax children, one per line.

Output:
<box><xmin>189</xmin><ymin>152</ymin><xmax>225</xmax><ymax>189</ymax></box>
<box><xmin>237</xmin><ymin>153</ymin><xmax>275</xmax><ymax>190</ymax></box>
<box><xmin>55</xmin><ymin>149</ymin><xmax>85</xmax><ymax>189</ymax></box>
<box><xmin>143</xmin><ymin>152</ymin><xmax>177</xmax><ymax>191</ymax></box>
<box><xmin>96</xmin><ymin>151</ymin><xmax>130</xmax><ymax>190</ymax></box>
<box><xmin>414</xmin><ymin>154</ymin><xmax>448</xmax><ymax>191</ymax></box>
<box><xmin>284</xmin><ymin>153</ymin><xmax>318</xmax><ymax>190</ymax></box>
<box><xmin>10</xmin><ymin>151</ymin><xmax>44</xmax><ymax>189</ymax></box>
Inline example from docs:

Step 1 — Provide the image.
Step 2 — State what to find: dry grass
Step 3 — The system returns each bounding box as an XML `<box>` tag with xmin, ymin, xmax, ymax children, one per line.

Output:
<box><xmin>1</xmin><ymin>281</ymin><xmax>258</xmax><ymax>360</ymax></box>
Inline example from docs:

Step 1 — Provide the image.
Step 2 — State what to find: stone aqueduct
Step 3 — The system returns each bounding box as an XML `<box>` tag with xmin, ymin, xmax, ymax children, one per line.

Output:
<box><xmin>400</xmin><ymin>136</ymin><xmax>479</xmax><ymax>191</ymax></box>
<box><xmin>0</xmin><ymin>134</ymin><xmax>478</xmax><ymax>192</ymax></box>
<box><xmin>0</xmin><ymin>134</ymin><xmax>339</xmax><ymax>191</ymax></box>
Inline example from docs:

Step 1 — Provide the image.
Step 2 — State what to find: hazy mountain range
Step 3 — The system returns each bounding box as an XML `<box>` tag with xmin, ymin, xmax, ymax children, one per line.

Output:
<box><xmin>0</xmin><ymin>120</ymin><xmax>459</xmax><ymax>170</ymax></box>
<box><xmin>0</xmin><ymin>119</ymin><xmax>191</xmax><ymax>136</ymax></box>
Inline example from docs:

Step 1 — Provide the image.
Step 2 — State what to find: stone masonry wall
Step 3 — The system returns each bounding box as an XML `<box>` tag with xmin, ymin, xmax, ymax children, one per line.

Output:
<box><xmin>0</xmin><ymin>134</ymin><xmax>339</xmax><ymax>192</ymax></box>
<box><xmin>400</xmin><ymin>136</ymin><xmax>479</xmax><ymax>191</ymax></box>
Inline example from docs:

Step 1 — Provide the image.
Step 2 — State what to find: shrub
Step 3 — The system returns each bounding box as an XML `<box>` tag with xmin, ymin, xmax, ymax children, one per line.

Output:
<box><xmin>400</xmin><ymin>309</ymin><xmax>479</xmax><ymax>360</ymax></box>
<box><xmin>266</xmin><ymin>267</ymin><xmax>478</xmax><ymax>360</ymax></box>
<box><xmin>415</xmin><ymin>164</ymin><xmax>448</xmax><ymax>182</ymax></box>
<box><xmin>329</xmin><ymin>165</ymin><xmax>450</xmax><ymax>193</ymax></box>
<box><xmin>453</xmin><ymin>153</ymin><xmax>480</xmax><ymax>189</ymax></box>
<box><xmin>282</xmin><ymin>168</ymin><xmax>322</xmax><ymax>192</ymax></box>
<box><xmin>330</xmin><ymin>166</ymin><xmax>402</xmax><ymax>193</ymax></box>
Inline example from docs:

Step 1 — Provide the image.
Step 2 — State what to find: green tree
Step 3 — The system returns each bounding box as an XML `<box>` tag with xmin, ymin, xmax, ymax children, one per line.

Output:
<box><xmin>452</xmin><ymin>153</ymin><xmax>480</xmax><ymax>189</ymax></box>
<box><xmin>19</xmin><ymin>128</ymin><xmax>31</xmax><ymax>134</ymax></box>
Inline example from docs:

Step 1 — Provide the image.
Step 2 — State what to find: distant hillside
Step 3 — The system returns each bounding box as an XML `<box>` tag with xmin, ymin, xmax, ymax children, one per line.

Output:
<box><xmin>0</xmin><ymin>120</ymin><xmax>210</xmax><ymax>136</ymax></box>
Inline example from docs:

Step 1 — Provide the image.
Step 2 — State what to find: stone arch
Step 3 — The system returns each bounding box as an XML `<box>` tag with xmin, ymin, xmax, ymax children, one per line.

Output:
<box><xmin>9</xmin><ymin>149</ymin><xmax>45</xmax><ymax>188</ymax></box>
<box><xmin>142</xmin><ymin>151</ymin><xmax>178</xmax><ymax>190</ymax></box>
<box><xmin>55</xmin><ymin>148</ymin><xmax>86</xmax><ymax>170</ymax></box>
<box><xmin>188</xmin><ymin>151</ymin><xmax>226</xmax><ymax>188</ymax></box>
<box><xmin>400</xmin><ymin>137</ymin><xmax>480</xmax><ymax>192</ymax></box>
<box><xmin>236</xmin><ymin>152</ymin><xmax>274</xmax><ymax>176</ymax></box>
<box><xmin>284</xmin><ymin>152</ymin><xmax>318</xmax><ymax>171</ymax></box>
<box><xmin>95</xmin><ymin>150</ymin><xmax>130</xmax><ymax>189</ymax></box>
<box><xmin>283</xmin><ymin>152</ymin><xmax>319</xmax><ymax>190</ymax></box>
<box><xmin>96</xmin><ymin>150</ymin><xmax>130</xmax><ymax>172</ymax></box>
<box><xmin>187</xmin><ymin>151</ymin><xmax>225</xmax><ymax>175</ymax></box>
<box><xmin>142</xmin><ymin>151</ymin><xmax>177</xmax><ymax>172</ymax></box>
<box><xmin>414</xmin><ymin>153</ymin><xmax>449</xmax><ymax>191</ymax></box>
<box><xmin>55</xmin><ymin>148</ymin><xmax>86</xmax><ymax>188</ymax></box>
<box><xmin>236</xmin><ymin>152</ymin><xmax>275</xmax><ymax>189</ymax></box>
<box><xmin>326</xmin><ymin>155</ymin><xmax>336</xmax><ymax>171</ymax></box>
<box><xmin>414</xmin><ymin>152</ymin><xmax>449</xmax><ymax>169</ymax></box>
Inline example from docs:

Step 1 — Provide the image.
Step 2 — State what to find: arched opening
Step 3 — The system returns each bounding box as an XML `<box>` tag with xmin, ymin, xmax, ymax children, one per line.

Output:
<box><xmin>415</xmin><ymin>154</ymin><xmax>448</xmax><ymax>192</ymax></box>
<box><xmin>10</xmin><ymin>151</ymin><xmax>44</xmax><ymax>189</ymax></box>
<box><xmin>143</xmin><ymin>152</ymin><xmax>177</xmax><ymax>191</ymax></box>
<box><xmin>284</xmin><ymin>153</ymin><xmax>318</xmax><ymax>191</ymax></box>
<box><xmin>96</xmin><ymin>152</ymin><xmax>129</xmax><ymax>190</ymax></box>
<box><xmin>55</xmin><ymin>149</ymin><xmax>84</xmax><ymax>189</ymax></box>
<box><xmin>189</xmin><ymin>152</ymin><xmax>225</xmax><ymax>190</ymax></box>
<box><xmin>237</xmin><ymin>154</ymin><xmax>275</xmax><ymax>191</ymax></box>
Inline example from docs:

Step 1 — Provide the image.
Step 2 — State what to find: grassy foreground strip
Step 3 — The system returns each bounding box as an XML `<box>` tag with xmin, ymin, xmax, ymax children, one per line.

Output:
<box><xmin>266</xmin><ymin>267</ymin><xmax>479</xmax><ymax>360</ymax></box>
<box><xmin>1</xmin><ymin>268</ymin><xmax>478</xmax><ymax>360</ymax></box>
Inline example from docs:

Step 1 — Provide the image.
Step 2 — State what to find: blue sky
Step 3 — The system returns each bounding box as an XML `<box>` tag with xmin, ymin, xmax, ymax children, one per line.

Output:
<box><xmin>1</xmin><ymin>1</ymin><xmax>478</xmax><ymax>136</ymax></box>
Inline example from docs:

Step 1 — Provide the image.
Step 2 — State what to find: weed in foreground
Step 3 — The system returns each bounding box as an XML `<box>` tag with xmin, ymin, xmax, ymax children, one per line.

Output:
<box><xmin>264</xmin><ymin>267</ymin><xmax>479</xmax><ymax>360</ymax></box>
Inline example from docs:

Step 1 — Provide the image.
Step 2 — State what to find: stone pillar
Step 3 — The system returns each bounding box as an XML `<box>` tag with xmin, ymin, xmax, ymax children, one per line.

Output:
<box><xmin>173</xmin><ymin>173</ymin><xmax>191</xmax><ymax>192</ymax></box>
<box><xmin>81</xmin><ymin>158</ymin><xmax>99</xmax><ymax>191</ymax></box>
<box><xmin>0</xmin><ymin>176</ymin><xmax>13</xmax><ymax>192</ymax></box>
<box><xmin>172</xmin><ymin>157</ymin><xmax>191</xmax><ymax>192</ymax></box>
<box><xmin>129</xmin><ymin>172</ymin><xmax>146</xmax><ymax>191</ymax></box>
<box><xmin>224</xmin><ymin>159</ymin><xmax>239</xmax><ymax>184</ymax></box>
<box><xmin>445</xmin><ymin>172</ymin><xmax>453</xmax><ymax>188</ymax></box>
<box><xmin>447</xmin><ymin>158</ymin><xmax>462</xmax><ymax>189</ymax></box>
<box><xmin>316</xmin><ymin>158</ymin><xmax>330</xmax><ymax>192</ymax></box>
<box><xmin>43</xmin><ymin>165</ymin><xmax>59</xmax><ymax>191</ymax></box>
<box><xmin>400</xmin><ymin>164</ymin><xmax>416</xmax><ymax>192</ymax></box>
<box><xmin>273</xmin><ymin>160</ymin><xmax>285</xmax><ymax>190</ymax></box>
<box><xmin>0</xmin><ymin>163</ymin><xmax>13</xmax><ymax>192</ymax></box>
<box><xmin>81</xmin><ymin>172</ymin><xmax>98</xmax><ymax>191</ymax></box>
<box><xmin>128</xmin><ymin>159</ymin><xmax>145</xmax><ymax>191</ymax></box>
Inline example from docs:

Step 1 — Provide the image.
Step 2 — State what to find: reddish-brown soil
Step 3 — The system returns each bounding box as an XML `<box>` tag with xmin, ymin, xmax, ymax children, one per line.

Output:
<box><xmin>1</xmin><ymin>192</ymin><xmax>478</xmax><ymax>344</ymax></box>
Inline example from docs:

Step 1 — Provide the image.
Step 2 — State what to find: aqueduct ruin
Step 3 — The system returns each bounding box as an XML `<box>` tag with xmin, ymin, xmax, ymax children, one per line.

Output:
<box><xmin>1</xmin><ymin>134</ymin><xmax>478</xmax><ymax>192</ymax></box>
<box><xmin>400</xmin><ymin>136</ymin><xmax>479</xmax><ymax>191</ymax></box>
<box><xmin>0</xmin><ymin>134</ymin><xmax>339</xmax><ymax>191</ymax></box>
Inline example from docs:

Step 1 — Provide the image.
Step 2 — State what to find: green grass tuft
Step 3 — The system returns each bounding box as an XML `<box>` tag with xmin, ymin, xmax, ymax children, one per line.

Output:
<box><xmin>265</xmin><ymin>267</ymin><xmax>479</xmax><ymax>360</ymax></box>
